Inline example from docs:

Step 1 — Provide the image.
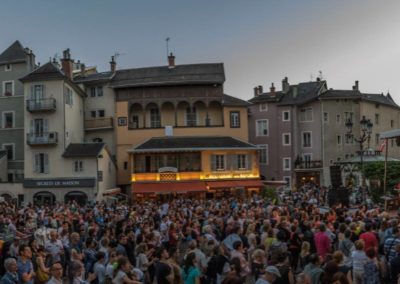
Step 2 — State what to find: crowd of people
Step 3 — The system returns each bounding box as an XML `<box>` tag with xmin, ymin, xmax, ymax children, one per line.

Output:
<box><xmin>0</xmin><ymin>184</ymin><xmax>399</xmax><ymax>284</ymax></box>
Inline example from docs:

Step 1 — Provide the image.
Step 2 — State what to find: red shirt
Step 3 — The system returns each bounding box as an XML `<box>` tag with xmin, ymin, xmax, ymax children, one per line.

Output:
<box><xmin>359</xmin><ymin>232</ymin><xmax>378</xmax><ymax>252</ymax></box>
<box><xmin>315</xmin><ymin>231</ymin><xmax>331</xmax><ymax>259</ymax></box>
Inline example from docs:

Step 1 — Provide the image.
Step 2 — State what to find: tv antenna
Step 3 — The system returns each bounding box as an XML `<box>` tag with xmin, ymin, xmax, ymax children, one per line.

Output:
<box><xmin>166</xmin><ymin>37</ymin><xmax>171</xmax><ymax>57</ymax></box>
<box><xmin>318</xmin><ymin>70</ymin><xmax>324</xmax><ymax>80</ymax></box>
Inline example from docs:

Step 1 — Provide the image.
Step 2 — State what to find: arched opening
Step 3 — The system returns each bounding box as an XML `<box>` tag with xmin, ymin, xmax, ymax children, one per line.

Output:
<box><xmin>176</xmin><ymin>101</ymin><xmax>190</xmax><ymax>127</ymax></box>
<box><xmin>64</xmin><ymin>191</ymin><xmax>88</xmax><ymax>206</ymax></box>
<box><xmin>129</xmin><ymin>103</ymin><xmax>144</xmax><ymax>129</ymax></box>
<box><xmin>33</xmin><ymin>191</ymin><xmax>56</xmax><ymax>206</ymax></box>
<box><xmin>208</xmin><ymin>101</ymin><xmax>223</xmax><ymax>126</ymax></box>
<box><xmin>145</xmin><ymin>102</ymin><xmax>161</xmax><ymax>128</ymax></box>
<box><xmin>160</xmin><ymin>101</ymin><xmax>175</xmax><ymax>126</ymax></box>
<box><xmin>193</xmin><ymin>101</ymin><xmax>207</xmax><ymax>126</ymax></box>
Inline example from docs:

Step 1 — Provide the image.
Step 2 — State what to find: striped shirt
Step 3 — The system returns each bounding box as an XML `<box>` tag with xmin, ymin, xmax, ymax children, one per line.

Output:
<box><xmin>384</xmin><ymin>237</ymin><xmax>400</xmax><ymax>262</ymax></box>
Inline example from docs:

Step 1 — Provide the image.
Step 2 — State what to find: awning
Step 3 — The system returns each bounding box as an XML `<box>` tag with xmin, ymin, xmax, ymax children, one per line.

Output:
<box><xmin>206</xmin><ymin>179</ymin><xmax>263</xmax><ymax>189</ymax></box>
<box><xmin>133</xmin><ymin>181</ymin><xmax>206</xmax><ymax>194</ymax></box>
<box><xmin>103</xmin><ymin>188</ymin><xmax>121</xmax><ymax>196</ymax></box>
<box><xmin>380</xmin><ymin>129</ymin><xmax>400</xmax><ymax>139</ymax></box>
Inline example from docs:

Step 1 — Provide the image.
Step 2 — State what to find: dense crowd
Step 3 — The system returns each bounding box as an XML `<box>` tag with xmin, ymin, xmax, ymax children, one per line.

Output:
<box><xmin>0</xmin><ymin>185</ymin><xmax>399</xmax><ymax>284</ymax></box>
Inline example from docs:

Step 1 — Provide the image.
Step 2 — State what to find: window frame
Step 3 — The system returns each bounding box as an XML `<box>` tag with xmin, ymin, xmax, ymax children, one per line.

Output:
<box><xmin>215</xmin><ymin>154</ymin><xmax>225</xmax><ymax>171</ymax></box>
<box><xmin>237</xmin><ymin>154</ymin><xmax>247</xmax><ymax>170</ymax></box>
<box><xmin>255</xmin><ymin>119</ymin><xmax>268</xmax><ymax>136</ymax></box>
<box><xmin>282</xmin><ymin>133</ymin><xmax>291</xmax><ymax>146</ymax></box>
<box><xmin>2</xmin><ymin>80</ymin><xmax>14</xmax><ymax>96</ymax></box>
<box><xmin>2</xmin><ymin>143</ymin><xmax>15</xmax><ymax>160</ymax></box>
<box><xmin>283</xmin><ymin>157</ymin><xmax>291</xmax><ymax>171</ymax></box>
<box><xmin>2</xmin><ymin>111</ymin><xmax>15</xmax><ymax>128</ymax></box>
<box><xmin>282</xmin><ymin>110</ymin><xmax>290</xmax><ymax>122</ymax></box>
<box><xmin>230</xmin><ymin>111</ymin><xmax>240</xmax><ymax>128</ymax></box>
<box><xmin>5</xmin><ymin>64</ymin><xmax>12</xmax><ymax>72</ymax></box>
<box><xmin>323</xmin><ymin>112</ymin><xmax>329</xmax><ymax>123</ymax></box>
<box><xmin>299</xmin><ymin>107</ymin><xmax>313</xmax><ymax>122</ymax></box>
<box><xmin>337</xmin><ymin>135</ymin><xmax>342</xmax><ymax>145</ymax></box>
<box><xmin>258</xmin><ymin>144</ymin><xmax>268</xmax><ymax>165</ymax></box>
<box><xmin>74</xmin><ymin>160</ymin><xmax>84</xmax><ymax>172</ymax></box>
<box><xmin>301</xmin><ymin>131</ymin><xmax>312</xmax><ymax>148</ymax></box>
<box><xmin>259</xmin><ymin>103</ymin><xmax>268</xmax><ymax>112</ymax></box>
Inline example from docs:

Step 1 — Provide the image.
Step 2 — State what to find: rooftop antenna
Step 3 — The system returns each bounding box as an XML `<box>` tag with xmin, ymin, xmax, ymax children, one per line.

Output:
<box><xmin>318</xmin><ymin>70</ymin><xmax>324</xmax><ymax>80</ymax></box>
<box><xmin>166</xmin><ymin>37</ymin><xmax>171</xmax><ymax>58</ymax></box>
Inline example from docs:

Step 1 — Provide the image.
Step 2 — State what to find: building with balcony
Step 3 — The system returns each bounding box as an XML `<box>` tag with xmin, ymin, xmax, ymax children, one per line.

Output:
<box><xmin>0</xmin><ymin>40</ymin><xmax>35</xmax><ymax>201</ymax></box>
<box><xmin>248</xmin><ymin>78</ymin><xmax>400</xmax><ymax>188</ymax></box>
<box><xmin>113</xmin><ymin>54</ymin><xmax>262</xmax><ymax>197</ymax></box>
<box><xmin>20</xmin><ymin>49</ymin><xmax>116</xmax><ymax>205</ymax></box>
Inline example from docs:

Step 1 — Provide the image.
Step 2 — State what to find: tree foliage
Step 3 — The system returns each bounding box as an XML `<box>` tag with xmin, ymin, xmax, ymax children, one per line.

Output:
<box><xmin>363</xmin><ymin>161</ymin><xmax>400</xmax><ymax>190</ymax></box>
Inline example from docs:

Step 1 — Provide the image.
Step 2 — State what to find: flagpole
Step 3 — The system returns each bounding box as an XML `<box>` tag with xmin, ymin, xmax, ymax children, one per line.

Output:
<box><xmin>383</xmin><ymin>138</ymin><xmax>388</xmax><ymax>211</ymax></box>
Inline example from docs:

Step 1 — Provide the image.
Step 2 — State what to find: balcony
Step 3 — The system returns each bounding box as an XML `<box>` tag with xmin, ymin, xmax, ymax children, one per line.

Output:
<box><xmin>295</xmin><ymin>160</ymin><xmax>322</xmax><ymax>170</ymax></box>
<box><xmin>84</xmin><ymin>117</ymin><xmax>114</xmax><ymax>131</ymax></box>
<box><xmin>26</xmin><ymin>132</ymin><xmax>58</xmax><ymax>146</ymax></box>
<box><xmin>26</xmin><ymin>98</ymin><xmax>56</xmax><ymax>112</ymax></box>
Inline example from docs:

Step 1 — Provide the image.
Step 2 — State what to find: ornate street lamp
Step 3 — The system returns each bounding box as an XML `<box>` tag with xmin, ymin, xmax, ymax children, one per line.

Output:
<box><xmin>345</xmin><ymin>115</ymin><xmax>373</xmax><ymax>202</ymax></box>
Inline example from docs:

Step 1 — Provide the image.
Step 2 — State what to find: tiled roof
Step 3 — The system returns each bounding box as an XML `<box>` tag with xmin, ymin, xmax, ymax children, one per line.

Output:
<box><xmin>20</xmin><ymin>62</ymin><xmax>66</xmax><ymax>82</ymax></box>
<box><xmin>132</xmin><ymin>136</ymin><xmax>257</xmax><ymax>153</ymax></box>
<box><xmin>248</xmin><ymin>91</ymin><xmax>283</xmax><ymax>103</ymax></box>
<box><xmin>278</xmin><ymin>81</ymin><xmax>325</xmax><ymax>106</ymax></box>
<box><xmin>222</xmin><ymin>94</ymin><xmax>251</xmax><ymax>107</ymax></box>
<box><xmin>74</xmin><ymin>71</ymin><xmax>114</xmax><ymax>83</ymax></box>
<box><xmin>63</xmin><ymin>143</ymin><xmax>105</xmax><ymax>158</ymax></box>
<box><xmin>110</xmin><ymin>63</ymin><xmax>225</xmax><ymax>88</ymax></box>
<box><xmin>0</xmin><ymin>41</ymin><xmax>27</xmax><ymax>65</ymax></box>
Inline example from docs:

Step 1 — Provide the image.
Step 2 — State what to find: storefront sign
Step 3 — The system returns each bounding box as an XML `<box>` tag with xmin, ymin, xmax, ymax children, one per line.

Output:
<box><xmin>23</xmin><ymin>178</ymin><xmax>96</xmax><ymax>188</ymax></box>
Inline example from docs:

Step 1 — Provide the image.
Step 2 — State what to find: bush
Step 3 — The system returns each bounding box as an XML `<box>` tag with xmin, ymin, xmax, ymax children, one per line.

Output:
<box><xmin>261</xmin><ymin>186</ymin><xmax>278</xmax><ymax>203</ymax></box>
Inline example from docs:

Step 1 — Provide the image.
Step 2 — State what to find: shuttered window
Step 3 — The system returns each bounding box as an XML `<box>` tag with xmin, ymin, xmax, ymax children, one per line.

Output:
<box><xmin>34</xmin><ymin>153</ymin><xmax>49</xmax><ymax>174</ymax></box>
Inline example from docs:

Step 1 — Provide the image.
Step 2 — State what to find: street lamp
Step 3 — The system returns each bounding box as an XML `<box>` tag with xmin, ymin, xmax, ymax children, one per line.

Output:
<box><xmin>345</xmin><ymin>115</ymin><xmax>373</xmax><ymax>202</ymax></box>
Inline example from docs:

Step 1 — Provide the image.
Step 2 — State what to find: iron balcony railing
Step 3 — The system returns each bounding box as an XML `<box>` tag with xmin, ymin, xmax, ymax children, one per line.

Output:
<box><xmin>26</xmin><ymin>98</ymin><xmax>56</xmax><ymax>112</ymax></box>
<box><xmin>26</xmin><ymin>132</ymin><xmax>58</xmax><ymax>145</ymax></box>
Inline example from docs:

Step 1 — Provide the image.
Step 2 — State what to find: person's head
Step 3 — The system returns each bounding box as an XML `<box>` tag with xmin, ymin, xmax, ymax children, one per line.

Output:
<box><xmin>70</xmin><ymin>232</ymin><xmax>80</xmax><ymax>243</ymax></box>
<box><xmin>50</xmin><ymin>262</ymin><xmax>63</xmax><ymax>280</ymax></box>
<box><xmin>232</xmin><ymin>240</ymin><xmax>243</xmax><ymax>251</ymax></box>
<box><xmin>344</xmin><ymin>229</ymin><xmax>351</xmax><ymax>239</ymax></box>
<box><xmin>355</xmin><ymin>240</ymin><xmax>364</xmax><ymax>251</ymax></box>
<box><xmin>49</xmin><ymin>230</ymin><xmax>58</xmax><ymax>241</ymax></box>
<box><xmin>188</xmin><ymin>240</ymin><xmax>197</xmax><ymax>250</ymax></box>
<box><xmin>301</xmin><ymin>241</ymin><xmax>310</xmax><ymax>254</ymax></box>
<box><xmin>19</xmin><ymin>244</ymin><xmax>32</xmax><ymax>259</ymax></box>
<box><xmin>117</xmin><ymin>257</ymin><xmax>131</xmax><ymax>272</ymax></box>
<box><xmin>264</xmin><ymin>266</ymin><xmax>281</xmax><ymax>283</ymax></box>
<box><xmin>230</xmin><ymin>257</ymin><xmax>242</xmax><ymax>274</ymax></box>
<box><xmin>70</xmin><ymin>261</ymin><xmax>84</xmax><ymax>278</ymax></box>
<box><xmin>96</xmin><ymin>251</ymin><xmax>106</xmax><ymax>263</ymax></box>
<box><xmin>323</xmin><ymin>261</ymin><xmax>339</xmax><ymax>283</ymax></box>
<box><xmin>308</xmin><ymin>254</ymin><xmax>320</xmax><ymax>265</ymax></box>
<box><xmin>252</xmin><ymin>249</ymin><xmax>266</xmax><ymax>262</ymax></box>
<box><xmin>332</xmin><ymin>251</ymin><xmax>344</xmax><ymax>265</ymax></box>
<box><xmin>364</xmin><ymin>223</ymin><xmax>372</xmax><ymax>232</ymax></box>
<box><xmin>332</xmin><ymin>272</ymin><xmax>349</xmax><ymax>284</ymax></box>
<box><xmin>366</xmin><ymin>247</ymin><xmax>376</xmax><ymax>259</ymax></box>
<box><xmin>319</xmin><ymin>223</ymin><xmax>326</xmax><ymax>232</ymax></box>
<box><xmin>155</xmin><ymin>247</ymin><xmax>169</xmax><ymax>260</ymax></box>
<box><xmin>37</xmin><ymin>246</ymin><xmax>46</xmax><ymax>257</ymax></box>
<box><xmin>118</xmin><ymin>234</ymin><xmax>127</xmax><ymax>245</ymax></box>
<box><xmin>4</xmin><ymin>258</ymin><xmax>17</xmax><ymax>273</ymax></box>
<box><xmin>184</xmin><ymin>252</ymin><xmax>197</xmax><ymax>271</ymax></box>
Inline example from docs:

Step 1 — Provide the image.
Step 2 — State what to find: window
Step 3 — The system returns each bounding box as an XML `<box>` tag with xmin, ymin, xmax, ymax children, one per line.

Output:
<box><xmin>32</xmin><ymin>84</ymin><xmax>44</xmax><ymax>99</ymax></box>
<box><xmin>34</xmin><ymin>153</ymin><xmax>49</xmax><ymax>174</ymax></box>
<box><xmin>186</xmin><ymin>107</ymin><xmax>197</xmax><ymax>126</ymax></box>
<box><xmin>282</xmin><ymin>111</ymin><xmax>290</xmax><ymax>121</ymax></box>
<box><xmin>299</xmin><ymin>108</ymin><xmax>313</xmax><ymax>122</ymax></box>
<box><xmin>256</xmin><ymin>119</ymin><xmax>268</xmax><ymax>136</ymax></box>
<box><xmin>283</xmin><ymin>133</ymin><xmax>291</xmax><ymax>146</ymax></box>
<box><xmin>375</xmin><ymin>134</ymin><xmax>380</xmax><ymax>145</ymax></box>
<box><xmin>302</xmin><ymin>132</ymin><xmax>312</xmax><ymax>148</ymax></box>
<box><xmin>283</xmin><ymin>176</ymin><xmax>291</xmax><ymax>187</ymax></box>
<box><xmin>211</xmin><ymin>155</ymin><xmax>225</xmax><ymax>171</ymax></box>
<box><xmin>90</xmin><ymin>86</ymin><xmax>103</xmax><ymax>97</ymax></box>
<box><xmin>65</xmin><ymin>88</ymin><xmax>73</xmax><ymax>105</ymax></box>
<box><xmin>2</xmin><ymin>112</ymin><xmax>14</xmax><ymax>128</ymax></box>
<box><xmin>258</xmin><ymin>145</ymin><xmax>268</xmax><ymax>165</ymax></box>
<box><xmin>303</xmin><ymin>154</ymin><xmax>312</xmax><ymax>167</ymax></box>
<box><xmin>150</xmin><ymin>108</ymin><xmax>161</xmax><ymax>128</ymax></box>
<box><xmin>3</xmin><ymin>144</ymin><xmax>14</xmax><ymax>160</ymax></box>
<box><xmin>337</xmin><ymin>135</ymin><xmax>342</xmax><ymax>145</ymax></box>
<box><xmin>375</xmin><ymin>114</ymin><xmax>380</xmax><ymax>125</ymax></box>
<box><xmin>345</xmin><ymin>134</ymin><xmax>354</xmax><ymax>144</ymax></box>
<box><xmin>90</xmin><ymin>109</ymin><xmax>105</xmax><ymax>118</ymax></box>
<box><xmin>391</xmin><ymin>120</ymin><xmax>394</xmax><ymax>128</ymax></box>
<box><xmin>336</xmin><ymin>114</ymin><xmax>341</xmax><ymax>124</ymax></box>
<box><xmin>2</xmin><ymin>81</ymin><xmax>14</xmax><ymax>96</ymax></box>
<box><xmin>124</xmin><ymin>162</ymin><xmax>128</xmax><ymax>170</ymax></box>
<box><xmin>131</xmin><ymin>115</ymin><xmax>139</xmax><ymax>128</ymax></box>
<box><xmin>230</xmin><ymin>111</ymin><xmax>240</xmax><ymax>128</ymax></box>
<box><xmin>5</xmin><ymin>64</ymin><xmax>11</xmax><ymax>71</ymax></box>
<box><xmin>323</xmin><ymin>112</ymin><xmax>329</xmax><ymax>123</ymax></box>
<box><xmin>237</xmin><ymin>154</ymin><xmax>247</xmax><ymax>170</ymax></box>
<box><xmin>74</xmin><ymin>160</ymin><xmax>83</xmax><ymax>172</ymax></box>
<box><xmin>283</xmin><ymin>158</ymin><xmax>291</xmax><ymax>171</ymax></box>
<box><xmin>259</xmin><ymin>103</ymin><xmax>268</xmax><ymax>112</ymax></box>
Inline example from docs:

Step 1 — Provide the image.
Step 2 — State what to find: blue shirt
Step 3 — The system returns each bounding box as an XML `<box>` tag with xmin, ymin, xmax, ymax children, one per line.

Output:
<box><xmin>17</xmin><ymin>258</ymin><xmax>33</xmax><ymax>284</ymax></box>
<box><xmin>0</xmin><ymin>272</ymin><xmax>19</xmax><ymax>284</ymax></box>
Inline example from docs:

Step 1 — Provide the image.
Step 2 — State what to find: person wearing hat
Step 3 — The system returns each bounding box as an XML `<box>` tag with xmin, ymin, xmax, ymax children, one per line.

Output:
<box><xmin>255</xmin><ymin>266</ymin><xmax>281</xmax><ymax>284</ymax></box>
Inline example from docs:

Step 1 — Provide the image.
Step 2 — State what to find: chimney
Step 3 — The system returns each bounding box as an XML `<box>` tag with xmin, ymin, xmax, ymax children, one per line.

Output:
<box><xmin>317</xmin><ymin>77</ymin><xmax>321</xmax><ymax>82</ymax></box>
<box><xmin>254</xmin><ymin>87</ymin><xmax>259</xmax><ymax>97</ymax></box>
<box><xmin>110</xmin><ymin>56</ymin><xmax>116</xmax><ymax>73</ymax></box>
<box><xmin>353</xmin><ymin>80</ymin><xmax>359</xmax><ymax>91</ymax></box>
<box><xmin>168</xmin><ymin>52</ymin><xmax>175</xmax><ymax>68</ymax></box>
<box><xmin>258</xmin><ymin>85</ymin><xmax>263</xmax><ymax>94</ymax></box>
<box><xmin>80</xmin><ymin>63</ymin><xmax>86</xmax><ymax>77</ymax></box>
<box><xmin>282</xmin><ymin>77</ymin><xmax>289</xmax><ymax>93</ymax></box>
<box><xmin>61</xmin><ymin>48</ymin><xmax>74</xmax><ymax>79</ymax></box>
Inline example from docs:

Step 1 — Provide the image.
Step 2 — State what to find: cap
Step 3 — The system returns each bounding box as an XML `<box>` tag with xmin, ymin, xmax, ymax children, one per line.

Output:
<box><xmin>265</xmin><ymin>266</ymin><xmax>281</xmax><ymax>278</ymax></box>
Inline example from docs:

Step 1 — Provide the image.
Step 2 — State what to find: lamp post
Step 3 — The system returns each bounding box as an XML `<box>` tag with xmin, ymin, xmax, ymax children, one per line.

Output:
<box><xmin>345</xmin><ymin>115</ymin><xmax>373</xmax><ymax>202</ymax></box>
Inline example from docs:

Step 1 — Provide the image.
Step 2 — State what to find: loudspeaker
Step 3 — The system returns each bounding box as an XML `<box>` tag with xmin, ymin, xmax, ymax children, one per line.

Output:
<box><xmin>328</xmin><ymin>187</ymin><xmax>350</xmax><ymax>207</ymax></box>
<box><xmin>330</xmin><ymin>166</ymin><xmax>342</xmax><ymax>187</ymax></box>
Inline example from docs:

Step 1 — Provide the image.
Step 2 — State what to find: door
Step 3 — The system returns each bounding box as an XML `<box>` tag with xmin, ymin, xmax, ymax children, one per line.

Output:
<box><xmin>145</xmin><ymin>156</ymin><xmax>151</xmax><ymax>172</ymax></box>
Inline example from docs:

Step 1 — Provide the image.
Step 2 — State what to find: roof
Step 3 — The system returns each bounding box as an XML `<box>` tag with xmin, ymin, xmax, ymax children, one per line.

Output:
<box><xmin>320</xmin><ymin>89</ymin><xmax>400</xmax><ymax>109</ymax></box>
<box><xmin>222</xmin><ymin>94</ymin><xmax>251</xmax><ymax>107</ymax></box>
<box><xmin>248</xmin><ymin>91</ymin><xmax>284</xmax><ymax>103</ymax></box>
<box><xmin>110</xmin><ymin>63</ymin><xmax>225</xmax><ymax>88</ymax></box>
<box><xmin>0</xmin><ymin>41</ymin><xmax>28</xmax><ymax>65</ymax></box>
<box><xmin>74</xmin><ymin>71</ymin><xmax>114</xmax><ymax>83</ymax></box>
<box><xmin>63</xmin><ymin>143</ymin><xmax>105</xmax><ymax>158</ymax></box>
<box><xmin>130</xmin><ymin>136</ymin><xmax>257</xmax><ymax>153</ymax></box>
<box><xmin>20</xmin><ymin>62</ymin><xmax>66</xmax><ymax>82</ymax></box>
<box><xmin>278</xmin><ymin>81</ymin><xmax>326</xmax><ymax>106</ymax></box>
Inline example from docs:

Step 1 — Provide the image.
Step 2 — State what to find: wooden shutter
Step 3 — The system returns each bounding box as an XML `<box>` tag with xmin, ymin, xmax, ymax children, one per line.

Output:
<box><xmin>211</xmin><ymin>155</ymin><xmax>216</xmax><ymax>171</ymax></box>
<box><xmin>247</xmin><ymin>154</ymin><xmax>252</xmax><ymax>170</ymax></box>
<box><xmin>231</xmin><ymin>154</ymin><xmax>238</xmax><ymax>170</ymax></box>
<box><xmin>44</xmin><ymin>154</ymin><xmax>49</xmax><ymax>174</ymax></box>
<box><xmin>43</xmin><ymin>119</ymin><xmax>49</xmax><ymax>133</ymax></box>
<box><xmin>33</xmin><ymin>153</ymin><xmax>39</xmax><ymax>173</ymax></box>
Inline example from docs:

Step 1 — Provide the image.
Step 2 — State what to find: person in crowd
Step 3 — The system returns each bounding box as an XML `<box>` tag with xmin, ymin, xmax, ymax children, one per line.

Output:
<box><xmin>363</xmin><ymin>247</ymin><xmax>381</xmax><ymax>284</ymax></box>
<box><xmin>255</xmin><ymin>266</ymin><xmax>281</xmax><ymax>284</ymax></box>
<box><xmin>303</xmin><ymin>254</ymin><xmax>324</xmax><ymax>284</ymax></box>
<box><xmin>182</xmin><ymin>252</ymin><xmax>201</xmax><ymax>284</ymax></box>
<box><xmin>46</xmin><ymin>262</ymin><xmax>63</xmax><ymax>284</ymax></box>
<box><xmin>351</xmin><ymin>240</ymin><xmax>368</xmax><ymax>284</ymax></box>
<box><xmin>1</xmin><ymin>258</ymin><xmax>19</xmax><ymax>284</ymax></box>
<box><xmin>17</xmin><ymin>244</ymin><xmax>35</xmax><ymax>284</ymax></box>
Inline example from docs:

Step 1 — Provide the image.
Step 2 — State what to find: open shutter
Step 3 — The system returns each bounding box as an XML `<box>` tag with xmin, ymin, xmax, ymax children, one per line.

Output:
<box><xmin>211</xmin><ymin>155</ymin><xmax>216</xmax><ymax>171</ymax></box>
<box><xmin>33</xmin><ymin>153</ymin><xmax>39</xmax><ymax>173</ymax></box>
<box><xmin>231</xmin><ymin>154</ymin><xmax>238</xmax><ymax>171</ymax></box>
<box><xmin>247</xmin><ymin>154</ymin><xmax>252</xmax><ymax>171</ymax></box>
<box><xmin>43</xmin><ymin>119</ymin><xmax>49</xmax><ymax>133</ymax></box>
<box><xmin>44</xmin><ymin>154</ymin><xmax>49</xmax><ymax>174</ymax></box>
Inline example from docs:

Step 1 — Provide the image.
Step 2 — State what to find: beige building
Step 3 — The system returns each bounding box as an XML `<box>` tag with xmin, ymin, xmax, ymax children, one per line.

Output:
<box><xmin>20</xmin><ymin>49</ymin><xmax>116</xmax><ymax>205</ymax></box>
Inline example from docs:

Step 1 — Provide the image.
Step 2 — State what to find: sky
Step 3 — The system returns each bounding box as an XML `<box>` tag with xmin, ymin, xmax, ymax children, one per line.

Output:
<box><xmin>1</xmin><ymin>0</ymin><xmax>400</xmax><ymax>101</ymax></box>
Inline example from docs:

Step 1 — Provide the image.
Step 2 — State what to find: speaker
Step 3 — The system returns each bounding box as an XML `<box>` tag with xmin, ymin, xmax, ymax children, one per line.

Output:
<box><xmin>328</xmin><ymin>187</ymin><xmax>350</xmax><ymax>207</ymax></box>
<box><xmin>330</xmin><ymin>166</ymin><xmax>342</xmax><ymax>187</ymax></box>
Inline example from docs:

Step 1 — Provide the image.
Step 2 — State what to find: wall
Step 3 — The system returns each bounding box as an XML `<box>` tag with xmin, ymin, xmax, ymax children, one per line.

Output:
<box><xmin>96</xmin><ymin>147</ymin><xmax>116</xmax><ymax>201</ymax></box>
<box><xmin>64</xmin><ymin>82</ymin><xmax>84</xmax><ymax>145</ymax></box>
